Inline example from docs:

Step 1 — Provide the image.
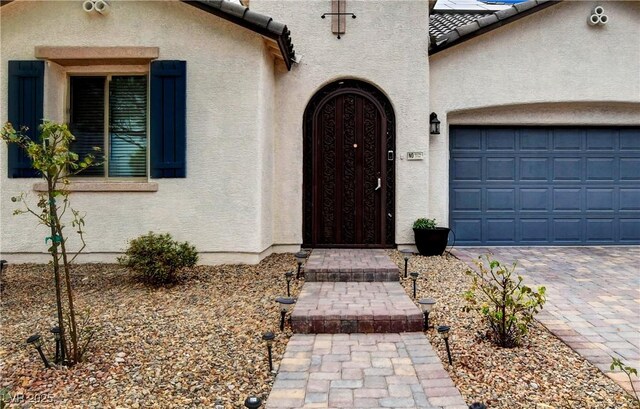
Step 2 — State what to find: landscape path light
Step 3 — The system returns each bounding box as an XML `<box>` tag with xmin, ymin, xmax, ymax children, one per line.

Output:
<box><xmin>244</xmin><ymin>396</ymin><xmax>262</xmax><ymax>408</ymax></box>
<box><xmin>294</xmin><ymin>251</ymin><xmax>308</xmax><ymax>279</ymax></box>
<box><xmin>417</xmin><ymin>298</ymin><xmax>436</xmax><ymax>330</ymax></box>
<box><xmin>26</xmin><ymin>334</ymin><xmax>50</xmax><ymax>368</ymax></box>
<box><xmin>400</xmin><ymin>249</ymin><xmax>412</xmax><ymax>278</ymax></box>
<box><xmin>284</xmin><ymin>271</ymin><xmax>293</xmax><ymax>297</ymax></box>
<box><xmin>262</xmin><ymin>331</ymin><xmax>275</xmax><ymax>373</ymax></box>
<box><xmin>437</xmin><ymin>325</ymin><xmax>453</xmax><ymax>365</ymax></box>
<box><xmin>275</xmin><ymin>297</ymin><xmax>296</xmax><ymax>331</ymax></box>
<box><xmin>409</xmin><ymin>272</ymin><xmax>419</xmax><ymax>299</ymax></box>
<box><xmin>0</xmin><ymin>260</ymin><xmax>6</xmax><ymax>294</ymax></box>
<box><xmin>469</xmin><ymin>403</ymin><xmax>487</xmax><ymax>409</ymax></box>
<box><xmin>50</xmin><ymin>326</ymin><xmax>62</xmax><ymax>364</ymax></box>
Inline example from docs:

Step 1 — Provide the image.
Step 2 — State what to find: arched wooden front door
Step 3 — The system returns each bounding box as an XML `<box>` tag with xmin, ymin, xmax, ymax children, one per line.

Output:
<box><xmin>303</xmin><ymin>80</ymin><xmax>395</xmax><ymax>248</ymax></box>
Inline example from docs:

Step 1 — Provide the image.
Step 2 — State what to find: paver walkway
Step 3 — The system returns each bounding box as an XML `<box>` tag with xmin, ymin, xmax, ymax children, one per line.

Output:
<box><xmin>266</xmin><ymin>249</ymin><xmax>467</xmax><ymax>408</ymax></box>
<box><xmin>454</xmin><ymin>246</ymin><xmax>640</xmax><ymax>394</ymax></box>
<box><xmin>267</xmin><ymin>333</ymin><xmax>466</xmax><ymax>409</ymax></box>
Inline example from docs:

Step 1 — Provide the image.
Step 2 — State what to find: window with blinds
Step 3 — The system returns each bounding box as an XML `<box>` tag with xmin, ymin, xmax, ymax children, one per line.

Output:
<box><xmin>70</xmin><ymin>75</ymin><xmax>148</xmax><ymax>178</ymax></box>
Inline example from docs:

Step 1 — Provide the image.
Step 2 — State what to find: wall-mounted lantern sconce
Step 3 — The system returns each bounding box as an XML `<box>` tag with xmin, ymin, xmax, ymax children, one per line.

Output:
<box><xmin>430</xmin><ymin>113</ymin><xmax>441</xmax><ymax>135</ymax></box>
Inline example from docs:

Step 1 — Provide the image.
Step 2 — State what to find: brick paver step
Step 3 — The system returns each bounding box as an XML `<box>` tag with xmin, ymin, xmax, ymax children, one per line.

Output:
<box><xmin>265</xmin><ymin>333</ymin><xmax>467</xmax><ymax>409</ymax></box>
<box><xmin>304</xmin><ymin>249</ymin><xmax>399</xmax><ymax>282</ymax></box>
<box><xmin>291</xmin><ymin>282</ymin><xmax>423</xmax><ymax>334</ymax></box>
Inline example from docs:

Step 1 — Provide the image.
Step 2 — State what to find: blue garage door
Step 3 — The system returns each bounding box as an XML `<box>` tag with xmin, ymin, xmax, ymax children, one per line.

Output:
<box><xmin>450</xmin><ymin>126</ymin><xmax>640</xmax><ymax>245</ymax></box>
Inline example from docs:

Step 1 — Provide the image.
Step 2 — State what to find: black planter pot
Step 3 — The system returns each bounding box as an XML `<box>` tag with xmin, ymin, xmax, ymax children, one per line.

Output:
<box><xmin>413</xmin><ymin>227</ymin><xmax>451</xmax><ymax>256</ymax></box>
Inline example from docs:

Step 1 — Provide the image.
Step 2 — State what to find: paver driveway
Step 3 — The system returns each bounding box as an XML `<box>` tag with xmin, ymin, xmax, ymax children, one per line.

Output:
<box><xmin>454</xmin><ymin>247</ymin><xmax>640</xmax><ymax>394</ymax></box>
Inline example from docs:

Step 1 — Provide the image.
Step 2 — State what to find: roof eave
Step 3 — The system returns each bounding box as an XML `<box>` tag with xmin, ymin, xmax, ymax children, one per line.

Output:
<box><xmin>0</xmin><ymin>0</ymin><xmax>295</xmax><ymax>70</ymax></box>
<box><xmin>182</xmin><ymin>0</ymin><xmax>294</xmax><ymax>70</ymax></box>
<box><xmin>429</xmin><ymin>0</ymin><xmax>561</xmax><ymax>56</ymax></box>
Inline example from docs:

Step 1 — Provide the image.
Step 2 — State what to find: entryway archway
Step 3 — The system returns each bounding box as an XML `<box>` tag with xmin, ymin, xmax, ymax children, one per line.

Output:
<box><xmin>303</xmin><ymin>80</ymin><xmax>396</xmax><ymax>248</ymax></box>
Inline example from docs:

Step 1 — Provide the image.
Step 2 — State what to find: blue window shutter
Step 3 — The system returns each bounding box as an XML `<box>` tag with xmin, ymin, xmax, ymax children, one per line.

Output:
<box><xmin>150</xmin><ymin>61</ymin><xmax>186</xmax><ymax>178</ymax></box>
<box><xmin>7</xmin><ymin>60</ymin><xmax>44</xmax><ymax>178</ymax></box>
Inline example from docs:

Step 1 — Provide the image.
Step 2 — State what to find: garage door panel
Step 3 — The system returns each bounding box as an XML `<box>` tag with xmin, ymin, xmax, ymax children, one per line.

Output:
<box><xmin>520</xmin><ymin>188</ymin><xmax>550</xmax><ymax>211</ymax></box>
<box><xmin>486</xmin><ymin>128</ymin><xmax>516</xmax><ymax>151</ymax></box>
<box><xmin>451</xmin><ymin>158</ymin><xmax>482</xmax><ymax>182</ymax></box>
<box><xmin>620</xmin><ymin>129</ymin><xmax>640</xmax><ymax>150</ymax></box>
<box><xmin>451</xmin><ymin>128</ymin><xmax>482</xmax><ymax>151</ymax></box>
<box><xmin>452</xmin><ymin>219</ymin><xmax>482</xmax><ymax>244</ymax></box>
<box><xmin>553</xmin><ymin>129</ymin><xmax>584</xmax><ymax>151</ymax></box>
<box><xmin>520</xmin><ymin>158</ymin><xmax>548</xmax><ymax>181</ymax></box>
<box><xmin>486</xmin><ymin>189</ymin><xmax>515</xmax><ymax>211</ymax></box>
<box><xmin>586</xmin><ymin>188</ymin><xmax>615</xmax><ymax>211</ymax></box>
<box><xmin>486</xmin><ymin>219</ymin><xmax>516</xmax><ymax>243</ymax></box>
<box><xmin>451</xmin><ymin>189</ymin><xmax>482</xmax><ymax>212</ymax></box>
<box><xmin>587</xmin><ymin>129</ymin><xmax>617</xmax><ymax>150</ymax></box>
<box><xmin>586</xmin><ymin>158</ymin><xmax>616</xmax><ymax>181</ymax></box>
<box><xmin>520</xmin><ymin>128</ymin><xmax>549</xmax><ymax>151</ymax></box>
<box><xmin>620</xmin><ymin>189</ymin><xmax>640</xmax><ymax>211</ymax></box>
<box><xmin>450</xmin><ymin>126</ymin><xmax>640</xmax><ymax>245</ymax></box>
<box><xmin>520</xmin><ymin>219</ymin><xmax>549</xmax><ymax>242</ymax></box>
<box><xmin>553</xmin><ymin>188</ymin><xmax>582</xmax><ymax>211</ymax></box>
<box><xmin>487</xmin><ymin>158</ymin><xmax>515</xmax><ymax>181</ymax></box>
<box><xmin>553</xmin><ymin>218</ymin><xmax>582</xmax><ymax>242</ymax></box>
<box><xmin>620</xmin><ymin>219</ymin><xmax>640</xmax><ymax>241</ymax></box>
<box><xmin>553</xmin><ymin>158</ymin><xmax>582</xmax><ymax>181</ymax></box>
<box><xmin>620</xmin><ymin>158</ymin><xmax>640</xmax><ymax>181</ymax></box>
<box><xmin>586</xmin><ymin>219</ymin><xmax>615</xmax><ymax>243</ymax></box>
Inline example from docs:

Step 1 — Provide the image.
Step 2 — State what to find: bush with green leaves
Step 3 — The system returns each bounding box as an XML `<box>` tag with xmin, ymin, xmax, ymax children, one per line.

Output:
<box><xmin>413</xmin><ymin>218</ymin><xmax>437</xmax><ymax>229</ymax></box>
<box><xmin>119</xmin><ymin>232</ymin><xmax>198</xmax><ymax>284</ymax></box>
<box><xmin>463</xmin><ymin>255</ymin><xmax>546</xmax><ymax>348</ymax></box>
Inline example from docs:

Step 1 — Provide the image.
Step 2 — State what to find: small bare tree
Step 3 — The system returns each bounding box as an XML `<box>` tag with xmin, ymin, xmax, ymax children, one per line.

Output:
<box><xmin>2</xmin><ymin>121</ymin><xmax>98</xmax><ymax>365</ymax></box>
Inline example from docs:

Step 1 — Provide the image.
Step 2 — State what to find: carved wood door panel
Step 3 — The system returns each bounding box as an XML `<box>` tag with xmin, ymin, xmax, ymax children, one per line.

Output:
<box><xmin>303</xmin><ymin>81</ymin><xmax>395</xmax><ymax>248</ymax></box>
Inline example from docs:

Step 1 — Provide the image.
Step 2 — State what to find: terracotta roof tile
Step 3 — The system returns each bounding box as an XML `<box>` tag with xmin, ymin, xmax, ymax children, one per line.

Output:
<box><xmin>429</xmin><ymin>12</ymin><xmax>486</xmax><ymax>39</ymax></box>
<box><xmin>429</xmin><ymin>0</ymin><xmax>561</xmax><ymax>55</ymax></box>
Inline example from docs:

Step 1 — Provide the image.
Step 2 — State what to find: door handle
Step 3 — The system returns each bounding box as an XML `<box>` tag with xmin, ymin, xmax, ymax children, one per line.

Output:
<box><xmin>375</xmin><ymin>177</ymin><xmax>381</xmax><ymax>191</ymax></box>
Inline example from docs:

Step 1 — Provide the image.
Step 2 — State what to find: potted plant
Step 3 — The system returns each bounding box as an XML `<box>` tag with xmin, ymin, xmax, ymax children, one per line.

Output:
<box><xmin>412</xmin><ymin>218</ymin><xmax>451</xmax><ymax>256</ymax></box>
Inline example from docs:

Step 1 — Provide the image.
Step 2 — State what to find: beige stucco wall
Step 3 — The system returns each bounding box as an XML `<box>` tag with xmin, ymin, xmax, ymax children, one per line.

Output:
<box><xmin>429</xmin><ymin>0</ymin><xmax>640</xmax><ymax>226</ymax></box>
<box><xmin>0</xmin><ymin>0</ymin><xmax>278</xmax><ymax>263</ymax></box>
<box><xmin>251</xmin><ymin>0</ymin><xmax>431</xmax><ymax>247</ymax></box>
<box><xmin>257</xmin><ymin>46</ymin><xmax>276</xmax><ymax>252</ymax></box>
<box><xmin>7</xmin><ymin>0</ymin><xmax>634</xmax><ymax>263</ymax></box>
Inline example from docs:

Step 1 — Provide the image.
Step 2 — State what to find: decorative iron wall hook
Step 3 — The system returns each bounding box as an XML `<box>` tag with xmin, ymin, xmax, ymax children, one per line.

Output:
<box><xmin>321</xmin><ymin>0</ymin><xmax>356</xmax><ymax>39</ymax></box>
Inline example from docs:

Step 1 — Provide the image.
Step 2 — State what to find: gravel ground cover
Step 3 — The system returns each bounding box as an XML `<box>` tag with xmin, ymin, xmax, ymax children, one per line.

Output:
<box><xmin>0</xmin><ymin>254</ymin><xmax>300</xmax><ymax>408</ymax></box>
<box><xmin>390</xmin><ymin>250</ymin><xmax>638</xmax><ymax>409</ymax></box>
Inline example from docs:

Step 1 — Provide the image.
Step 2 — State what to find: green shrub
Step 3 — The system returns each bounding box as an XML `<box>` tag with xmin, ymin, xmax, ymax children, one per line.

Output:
<box><xmin>413</xmin><ymin>218</ymin><xmax>437</xmax><ymax>229</ymax></box>
<box><xmin>463</xmin><ymin>255</ymin><xmax>546</xmax><ymax>348</ymax></box>
<box><xmin>119</xmin><ymin>232</ymin><xmax>198</xmax><ymax>284</ymax></box>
